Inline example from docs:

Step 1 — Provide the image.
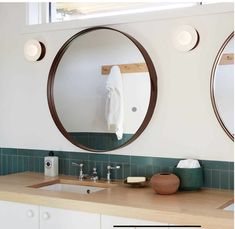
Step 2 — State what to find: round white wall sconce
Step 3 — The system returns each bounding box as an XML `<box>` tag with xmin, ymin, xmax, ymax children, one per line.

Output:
<box><xmin>173</xmin><ymin>25</ymin><xmax>199</xmax><ymax>52</ymax></box>
<box><xmin>24</xmin><ymin>39</ymin><xmax>46</xmax><ymax>62</ymax></box>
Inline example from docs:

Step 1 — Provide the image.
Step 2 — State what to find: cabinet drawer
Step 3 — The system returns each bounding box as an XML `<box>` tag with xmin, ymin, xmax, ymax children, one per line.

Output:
<box><xmin>0</xmin><ymin>200</ymin><xmax>39</xmax><ymax>229</ymax></box>
<box><xmin>40</xmin><ymin>206</ymin><xmax>100</xmax><ymax>229</ymax></box>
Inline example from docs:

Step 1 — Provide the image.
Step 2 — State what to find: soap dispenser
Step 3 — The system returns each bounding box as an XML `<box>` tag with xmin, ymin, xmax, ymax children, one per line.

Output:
<box><xmin>44</xmin><ymin>151</ymin><xmax>58</xmax><ymax>177</ymax></box>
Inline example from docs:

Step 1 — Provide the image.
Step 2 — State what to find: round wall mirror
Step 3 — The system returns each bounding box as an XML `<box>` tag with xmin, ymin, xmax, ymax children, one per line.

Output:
<box><xmin>48</xmin><ymin>27</ymin><xmax>157</xmax><ymax>152</ymax></box>
<box><xmin>211</xmin><ymin>32</ymin><xmax>234</xmax><ymax>141</ymax></box>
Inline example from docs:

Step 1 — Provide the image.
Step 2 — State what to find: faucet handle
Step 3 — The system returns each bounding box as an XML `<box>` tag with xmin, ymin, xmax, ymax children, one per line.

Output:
<box><xmin>93</xmin><ymin>167</ymin><xmax>97</xmax><ymax>174</ymax></box>
<box><xmin>107</xmin><ymin>165</ymin><xmax>120</xmax><ymax>170</ymax></box>
<box><xmin>91</xmin><ymin>167</ymin><xmax>98</xmax><ymax>182</ymax></box>
<box><xmin>72</xmin><ymin>162</ymin><xmax>83</xmax><ymax>169</ymax></box>
<box><xmin>72</xmin><ymin>162</ymin><xmax>79</xmax><ymax>167</ymax></box>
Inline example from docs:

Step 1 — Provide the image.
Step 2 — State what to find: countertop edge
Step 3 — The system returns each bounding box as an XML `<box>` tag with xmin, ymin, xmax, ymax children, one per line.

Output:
<box><xmin>0</xmin><ymin>189</ymin><xmax>233</xmax><ymax>229</ymax></box>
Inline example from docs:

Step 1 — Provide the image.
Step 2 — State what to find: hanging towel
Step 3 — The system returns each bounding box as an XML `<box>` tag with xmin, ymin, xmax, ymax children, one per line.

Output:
<box><xmin>105</xmin><ymin>65</ymin><xmax>124</xmax><ymax>140</ymax></box>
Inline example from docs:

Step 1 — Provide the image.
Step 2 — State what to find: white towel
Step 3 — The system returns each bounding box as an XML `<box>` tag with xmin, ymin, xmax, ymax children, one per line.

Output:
<box><xmin>105</xmin><ymin>65</ymin><xmax>124</xmax><ymax>140</ymax></box>
<box><xmin>177</xmin><ymin>159</ymin><xmax>201</xmax><ymax>168</ymax></box>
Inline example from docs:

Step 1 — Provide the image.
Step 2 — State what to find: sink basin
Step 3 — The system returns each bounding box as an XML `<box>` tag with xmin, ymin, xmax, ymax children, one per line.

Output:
<box><xmin>39</xmin><ymin>183</ymin><xmax>106</xmax><ymax>194</ymax></box>
<box><xmin>29</xmin><ymin>178</ymin><xmax>113</xmax><ymax>195</ymax></box>
<box><xmin>223</xmin><ymin>203</ymin><xmax>234</xmax><ymax>211</ymax></box>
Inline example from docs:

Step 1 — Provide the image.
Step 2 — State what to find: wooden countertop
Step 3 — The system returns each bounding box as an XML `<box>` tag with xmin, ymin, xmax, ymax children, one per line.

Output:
<box><xmin>0</xmin><ymin>172</ymin><xmax>233</xmax><ymax>229</ymax></box>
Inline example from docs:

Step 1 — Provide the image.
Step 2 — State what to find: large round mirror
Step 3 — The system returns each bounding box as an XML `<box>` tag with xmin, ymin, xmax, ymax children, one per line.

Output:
<box><xmin>211</xmin><ymin>32</ymin><xmax>234</xmax><ymax>141</ymax></box>
<box><xmin>48</xmin><ymin>27</ymin><xmax>157</xmax><ymax>151</ymax></box>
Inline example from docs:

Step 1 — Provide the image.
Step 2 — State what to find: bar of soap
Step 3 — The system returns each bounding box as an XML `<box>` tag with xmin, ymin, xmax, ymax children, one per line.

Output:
<box><xmin>127</xmin><ymin>176</ymin><xmax>146</xmax><ymax>183</ymax></box>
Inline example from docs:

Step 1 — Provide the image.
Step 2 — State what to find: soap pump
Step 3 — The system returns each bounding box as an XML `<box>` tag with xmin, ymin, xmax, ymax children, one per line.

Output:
<box><xmin>44</xmin><ymin>151</ymin><xmax>59</xmax><ymax>177</ymax></box>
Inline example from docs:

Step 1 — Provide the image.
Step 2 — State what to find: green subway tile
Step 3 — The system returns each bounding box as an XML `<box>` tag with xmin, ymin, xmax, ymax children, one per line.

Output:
<box><xmin>28</xmin><ymin>157</ymin><xmax>34</xmax><ymax>172</ymax></box>
<box><xmin>110</xmin><ymin>154</ymin><xmax>130</xmax><ymax>164</ymax></box>
<box><xmin>102</xmin><ymin>162</ymin><xmax>110</xmax><ymax>180</ymax></box>
<box><xmin>113</xmin><ymin>163</ymin><xmax>123</xmax><ymax>180</ymax></box>
<box><xmin>154</xmin><ymin>157</ymin><xmax>180</xmax><ymax>170</ymax></box>
<box><xmin>55</xmin><ymin>151</ymin><xmax>67</xmax><ymax>159</ymax></box>
<box><xmin>69</xmin><ymin>152</ymin><xmax>89</xmax><ymax>161</ymax></box>
<box><xmin>123</xmin><ymin>163</ymin><xmax>131</xmax><ymax>179</ymax></box>
<box><xmin>17</xmin><ymin>156</ymin><xmax>24</xmax><ymax>173</ymax></box>
<box><xmin>203</xmin><ymin>169</ymin><xmax>212</xmax><ymax>188</ymax></box>
<box><xmin>2</xmin><ymin>155</ymin><xmax>8</xmax><ymax>175</ymax></box>
<box><xmin>30</xmin><ymin>150</ymin><xmax>49</xmax><ymax>157</ymax></box>
<box><xmin>2</xmin><ymin>148</ymin><xmax>17</xmax><ymax>156</ymax></box>
<box><xmin>23</xmin><ymin>157</ymin><xmax>29</xmax><ymax>172</ymax></box>
<box><xmin>89</xmin><ymin>153</ymin><xmax>110</xmax><ymax>163</ymax></box>
<box><xmin>59</xmin><ymin>158</ymin><xmax>64</xmax><ymax>174</ymax></box>
<box><xmin>220</xmin><ymin>171</ymin><xmax>229</xmax><ymax>190</ymax></box>
<box><xmin>33</xmin><ymin>158</ymin><xmax>40</xmax><ymax>173</ymax></box>
<box><xmin>229</xmin><ymin>162</ymin><xmax>234</xmax><ymax>171</ymax></box>
<box><xmin>0</xmin><ymin>147</ymin><xmax>232</xmax><ymax>191</ymax></box>
<box><xmin>7</xmin><ymin>156</ymin><xmax>13</xmax><ymax>174</ymax></box>
<box><xmin>130</xmin><ymin>164</ymin><xmax>138</xmax><ymax>176</ymax></box>
<box><xmin>12</xmin><ymin>156</ymin><xmax>18</xmax><ymax>173</ymax></box>
<box><xmin>70</xmin><ymin>160</ymin><xmax>79</xmax><ymax>176</ymax></box>
<box><xmin>131</xmin><ymin>156</ymin><xmax>154</xmax><ymax>165</ymax></box>
<box><xmin>95</xmin><ymin>161</ymin><xmax>103</xmax><ymax>179</ymax></box>
<box><xmin>152</xmin><ymin>166</ymin><xmax>161</xmax><ymax>175</ymax></box>
<box><xmin>201</xmin><ymin>160</ymin><xmax>229</xmax><ymax>170</ymax></box>
<box><xmin>88</xmin><ymin>161</ymin><xmax>96</xmax><ymax>176</ymax></box>
<box><xmin>159</xmin><ymin>165</ymin><xmax>171</xmax><ymax>173</ymax></box>
<box><xmin>229</xmin><ymin>171</ymin><xmax>234</xmax><ymax>190</ymax></box>
<box><xmin>82</xmin><ymin>161</ymin><xmax>89</xmax><ymax>175</ymax></box>
<box><xmin>0</xmin><ymin>153</ymin><xmax>3</xmax><ymax>175</ymax></box>
<box><xmin>39</xmin><ymin>158</ymin><xmax>44</xmax><ymax>173</ymax></box>
<box><xmin>63</xmin><ymin>159</ymin><xmax>70</xmax><ymax>175</ymax></box>
<box><xmin>18</xmin><ymin>149</ymin><xmax>31</xmax><ymax>157</ymax></box>
<box><xmin>211</xmin><ymin>170</ymin><xmax>220</xmax><ymax>189</ymax></box>
<box><xmin>137</xmin><ymin>165</ymin><xmax>146</xmax><ymax>177</ymax></box>
<box><xmin>145</xmin><ymin>164</ymin><xmax>154</xmax><ymax>178</ymax></box>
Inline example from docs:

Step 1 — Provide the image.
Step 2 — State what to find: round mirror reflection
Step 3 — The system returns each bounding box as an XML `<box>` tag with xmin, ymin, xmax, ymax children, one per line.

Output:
<box><xmin>48</xmin><ymin>27</ymin><xmax>157</xmax><ymax>151</ymax></box>
<box><xmin>211</xmin><ymin>32</ymin><xmax>234</xmax><ymax>140</ymax></box>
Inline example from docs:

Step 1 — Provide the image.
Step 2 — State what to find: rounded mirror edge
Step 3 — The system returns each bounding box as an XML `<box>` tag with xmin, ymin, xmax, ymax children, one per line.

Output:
<box><xmin>47</xmin><ymin>26</ymin><xmax>158</xmax><ymax>152</ymax></box>
<box><xmin>210</xmin><ymin>31</ymin><xmax>234</xmax><ymax>141</ymax></box>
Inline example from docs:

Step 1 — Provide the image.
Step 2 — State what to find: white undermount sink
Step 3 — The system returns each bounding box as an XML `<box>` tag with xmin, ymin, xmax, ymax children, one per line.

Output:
<box><xmin>39</xmin><ymin>183</ymin><xmax>106</xmax><ymax>194</ymax></box>
<box><xmin>29</xmin><ymin>179</ymin><xmax>110</xmax><ymax>195</ymax></box>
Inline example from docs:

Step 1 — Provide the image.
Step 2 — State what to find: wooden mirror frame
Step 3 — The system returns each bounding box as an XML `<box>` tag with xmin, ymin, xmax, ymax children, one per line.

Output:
<box><xmin>210</xmin><ymin>32</ymin><xmax>234</xmax><ymax>141</ymax></box>
<box><xmin>47</xmin><ymin>26</ymin><xmax>158</xmax><ymax>152</ymax></box>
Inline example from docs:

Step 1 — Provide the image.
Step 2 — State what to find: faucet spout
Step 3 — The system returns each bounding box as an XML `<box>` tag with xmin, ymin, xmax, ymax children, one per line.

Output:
<box><xmin>107</xmin><ymin>165</ymin><xmax>121</xmax><ymax>183</ymax></box>
<box><xmin>72</xmin><ymin>162</ymin><xmax>84</xmax><ymax>180</ymax></box>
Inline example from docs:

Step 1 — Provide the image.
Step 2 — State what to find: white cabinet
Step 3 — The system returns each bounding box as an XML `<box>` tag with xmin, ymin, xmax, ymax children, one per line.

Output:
<box><xmin>0</xmin><ymin>201</ymin><xmax>100</xmax><ymax>229</ymax></box>
<box><xmin>101</xmin><ymin>215</ymin><xmax>168</xmax><ymax>229</ymax></box>
<box><xmin>40</xmin><ymin>206</ymin><xmax>100</xmax><ymax>229</ymax></box>
<box><xmin>0</xmin><ymin>200</ymin><xmax>39</xmax><ymax>229</ymax></box>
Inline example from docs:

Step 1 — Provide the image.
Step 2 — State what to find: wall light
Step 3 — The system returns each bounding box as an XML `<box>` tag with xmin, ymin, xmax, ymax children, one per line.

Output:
<box><xmin>24</xmin><ymin>39</ymin><xmax>46</xmax><ymax>62</ymax></box>
<box><xmin>173</xmin><ymin>25</ymin><xmax>199</xmax><ymax>52</ymax></box>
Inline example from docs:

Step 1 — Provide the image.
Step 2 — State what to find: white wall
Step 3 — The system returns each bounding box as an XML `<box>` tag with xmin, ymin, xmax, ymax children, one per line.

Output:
<box><xmin>0</xmin><ymin>3</ymin><xmax>233</xmax><ymax>161</ymax></box>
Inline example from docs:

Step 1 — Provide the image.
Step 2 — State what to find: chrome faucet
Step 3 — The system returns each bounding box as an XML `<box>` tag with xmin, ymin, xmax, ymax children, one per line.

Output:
<box><xmin>90</xmin><ymin>167</ymin><xmax>99</xmax><ymax>182</ymax></box>
<box><xmin>107</xmin><ymin>165</ymin><xmax>120</xmax><ymax>183</ymax></box>
<box><xmin>72</xmin><ymin>162</ymin><xmax>84</xmax><ymax>180</ymax></box>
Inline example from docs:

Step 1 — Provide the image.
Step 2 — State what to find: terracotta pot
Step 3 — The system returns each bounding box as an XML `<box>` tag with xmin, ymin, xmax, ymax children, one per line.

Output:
<box><xmin>150</xmin><ymin>172</ymin><xmax>180</xmax><ymax>195</ymax></box>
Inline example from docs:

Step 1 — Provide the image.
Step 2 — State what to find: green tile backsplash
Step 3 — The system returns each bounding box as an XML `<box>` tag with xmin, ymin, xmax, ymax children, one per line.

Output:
<box><xmin>0</xmin><ymin>147</ymin><xmax>233</xmax><ymax>190</ymax></box>
<box><xmin>69</xmin><ymin>132</ymin><xmax>133</xmax><ymax>151</ymax></box>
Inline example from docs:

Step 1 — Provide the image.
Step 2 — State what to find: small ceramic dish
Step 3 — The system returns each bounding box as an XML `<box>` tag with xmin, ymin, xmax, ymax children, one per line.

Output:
<box><xmin>124</xmin><ymin>178</ymin><xmax>150</xmax><ymax>188</ymax></box>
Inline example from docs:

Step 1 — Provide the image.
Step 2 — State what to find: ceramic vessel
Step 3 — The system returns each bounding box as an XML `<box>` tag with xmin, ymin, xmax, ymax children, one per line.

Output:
<box><xmin>173</xmin><ymin>167</ymin><xmax>203</xmax><ymax>191</ymax></box>
<box><xmin>150</xmin><ymin>172</ymin><xmax>180</xmax><ymax>195</ymax></box>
